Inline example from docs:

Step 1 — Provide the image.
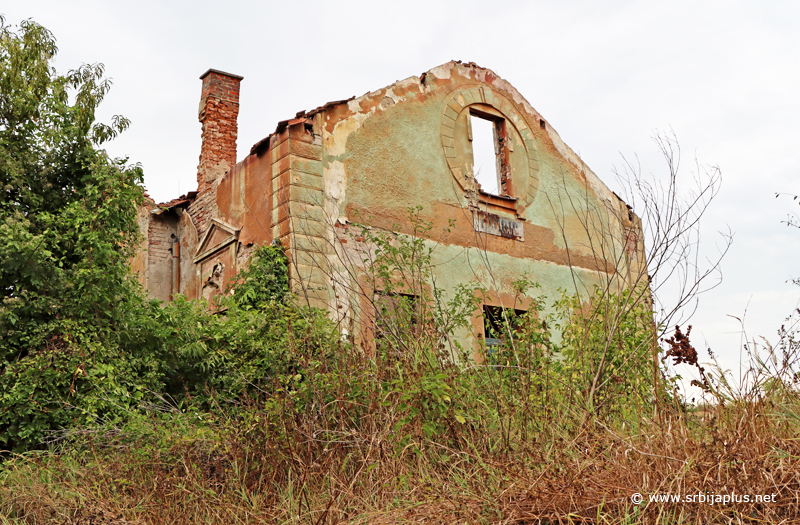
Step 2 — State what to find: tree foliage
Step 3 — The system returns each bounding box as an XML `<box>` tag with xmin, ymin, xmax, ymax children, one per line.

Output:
<box><xmin>0</xmin><ymin>17</ymin><xmax>154</xmax><ymax>450</ymax></box>
<box><xmin>0</xmin><ymin>16</ymin><xmax>317</xmax><ymax>449</ymax></box>
<box><xmin>0</xmin><ymin>22</ymin><xmax>313</xmax><ymax>451</ymax></box>
<box><xmin>0</xmin><ymin>16</ymin><xmax>142</xmax><ymax>346</ymax></box>
<box><xmin>230</xmin><ymin>242</ymin><xmax>290</xmax><ymax>309</ymax></box>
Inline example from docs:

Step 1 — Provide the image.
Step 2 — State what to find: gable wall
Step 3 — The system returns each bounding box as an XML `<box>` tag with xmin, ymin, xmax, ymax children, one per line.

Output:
<box><xmin>305</xmin><ymin>62</ymin><xmax>646</xmax><ymax>356</ymax></box>
<box><xmin>137</xmin><ymin>62</ymin><xmax>646</xmax><ymax>357</ymax></box>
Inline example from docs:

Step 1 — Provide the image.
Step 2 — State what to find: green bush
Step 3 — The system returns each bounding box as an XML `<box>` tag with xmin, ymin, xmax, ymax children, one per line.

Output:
<box><xmin>0</xmin><ymin>17</ymin><xmax>165</xmax><ymax>451</ymax></box>
<box><xmin>0</xmin><ymin>18</ymin><xmax>315</xmax><ymax>451</ymax></box>
<box><xmin>553</xmin><ymin>284</ymin><xmax>660</xmax><ymax>418</ymax></box>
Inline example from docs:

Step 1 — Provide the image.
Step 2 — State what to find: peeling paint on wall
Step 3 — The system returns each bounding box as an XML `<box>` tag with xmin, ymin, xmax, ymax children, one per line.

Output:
<box><xmin>135</xmin><ymin>61</ymin><xmax>647</xmax><ymax>359</ymax></box>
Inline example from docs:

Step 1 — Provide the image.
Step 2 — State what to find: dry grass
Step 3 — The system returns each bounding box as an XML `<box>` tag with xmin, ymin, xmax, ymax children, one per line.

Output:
<box><xmin>3</xmin><ymin>380</ymin><xmax>800</xmax><ymax>524</ymax></box>
<box><xmin>4</xmin><ymin>307</ymin><xmax>800</xmax><ymax>525</ymax></box>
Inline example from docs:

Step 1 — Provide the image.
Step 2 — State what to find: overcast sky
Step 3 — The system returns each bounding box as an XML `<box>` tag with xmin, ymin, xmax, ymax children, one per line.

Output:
<box><xmin>6</xmin><ymin>0</ymin><xmax>800</xmax><ymax>388</ymax></box>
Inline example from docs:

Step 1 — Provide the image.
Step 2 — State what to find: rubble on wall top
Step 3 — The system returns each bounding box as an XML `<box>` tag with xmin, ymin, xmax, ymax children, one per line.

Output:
<box><xmin>451</xmin><ymin>60</ymin><xmax>485</xmax><ymax>69</ymax></box>
<box><xmin>150</xmin><ymin>191</ymin><xmax>197</xmax><ymax>214</ymax></box>
<box><xmin>246</xmin><ymin>61</ymin><xmax>499</xmax><ymax>158</ymax></box>
<box><xmin>249</xmin><ymin>97</ymin><xmax>356</xmax><ymax>156</ymax></box>
<box><xmin>304</xmin><ymin>98</ymin><xmax>356</xmax><ymax>118</ymax></box>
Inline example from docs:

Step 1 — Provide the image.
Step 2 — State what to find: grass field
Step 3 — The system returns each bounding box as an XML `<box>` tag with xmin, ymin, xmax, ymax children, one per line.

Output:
<box><xmin>2</xmin><ymin>318</ymin><xmax>799</xmax><ymax>525</ymax></box>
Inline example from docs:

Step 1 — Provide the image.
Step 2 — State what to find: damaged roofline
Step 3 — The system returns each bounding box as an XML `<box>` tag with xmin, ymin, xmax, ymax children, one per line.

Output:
<box><xmin>249</xmin><ymin>97</ymin><xmax>355</xmax><ymax>156</ymax></box>
<box><xmin>242</xmin><ymin>61</ymin><xmax>612</xmax><ymax>206</ymax></box>
<box><xmin>247</xmin><ymin>61</ymin><xmax>494</xmax><ymax>156</ymax></box>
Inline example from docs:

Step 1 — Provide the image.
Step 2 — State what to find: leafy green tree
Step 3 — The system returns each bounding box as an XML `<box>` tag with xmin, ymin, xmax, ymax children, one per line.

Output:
<box><xmin>0</xmin><ymin>17</ymin><xmax>156</xmax><ymax>450</ymax></box>
<box><xmin>230</xmin><ymin>242</ymin><xmax>290</xmax><ymax>309</ymax></box>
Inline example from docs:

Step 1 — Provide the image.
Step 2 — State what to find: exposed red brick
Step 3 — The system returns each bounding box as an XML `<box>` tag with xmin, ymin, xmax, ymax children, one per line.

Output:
<box><xmin>197</xmin><ymin>70</ymin><xmax>242</xmax><ymax>192</ymax></box>
<box><xmin>192</xmin><ymin>69</ymin><xmax>243</xmax><ymax>237</ymax></box>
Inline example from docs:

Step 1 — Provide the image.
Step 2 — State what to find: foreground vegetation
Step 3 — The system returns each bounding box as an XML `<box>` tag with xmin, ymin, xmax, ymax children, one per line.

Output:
<box><xmin>3</xmin><ymin>226</ymin><xmax>800</xmax><ymax>523</ymax></box>
<box><xmin>3</xmin><ymin>16</ymin><xmax>800</xmax><ymax>524</ymax></box>
<box><xmin>2</xmin><ymin>288</ymin><xmax>800</xmax><ymax>523</ymax></box>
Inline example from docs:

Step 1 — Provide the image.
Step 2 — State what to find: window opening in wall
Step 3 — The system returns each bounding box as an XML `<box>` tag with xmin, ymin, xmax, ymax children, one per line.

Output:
<box><xmin>483</xmin><ymin>305</ymin><xmax>527</xmax><ymax>357</ymax></box>
<box><xmin>470</xmin><ymin>114</ymin><xmax>500</xmax><ymax>195</ymax></box>
<box><xmin>374</xmin><ymin>292</ymin><xmax>419</xmax><ymax>349</ymax></box>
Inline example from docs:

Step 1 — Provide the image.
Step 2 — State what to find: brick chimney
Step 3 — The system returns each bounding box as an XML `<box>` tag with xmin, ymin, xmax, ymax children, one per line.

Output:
<box><xmin>197</xmin><ymin>69</ymin><xmax>243</xmax><ymax>193</ymax></box>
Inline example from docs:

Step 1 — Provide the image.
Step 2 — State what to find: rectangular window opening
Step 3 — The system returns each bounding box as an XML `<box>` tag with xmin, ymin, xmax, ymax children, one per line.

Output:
<box><xmin>375</xmin><ymin>292</ymin><xmax>419</xmax><ymax>341</ymax></box>
<box><xmin>470</xmin><ymin>114</ymin><xmax>500</xmax><ymax>195</ymax></box>
<box><xmin>483</xmin><ymin>305</ymin><xmax>527</xmax><ymax>352</ymax></box>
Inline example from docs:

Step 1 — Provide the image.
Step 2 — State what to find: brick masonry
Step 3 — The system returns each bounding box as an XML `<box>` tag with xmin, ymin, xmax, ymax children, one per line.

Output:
<box><xmin>145</xmin><ymin>213</ymin><xmax>177</xmax><ymax>302</ymax></box>
<box><xmin>193</xmin><ymin>69</ymin><xmax>243</xmax><ymax>237</ymax></box>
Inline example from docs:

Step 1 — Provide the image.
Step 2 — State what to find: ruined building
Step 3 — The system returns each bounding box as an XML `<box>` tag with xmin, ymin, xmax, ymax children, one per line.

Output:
<box><xmin>134</xmin><ymin>62</ymin><xmax>646</xmax><ymax>359</ymax></box>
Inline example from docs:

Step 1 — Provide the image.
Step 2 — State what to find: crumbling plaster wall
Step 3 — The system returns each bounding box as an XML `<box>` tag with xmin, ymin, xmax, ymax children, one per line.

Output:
<box><xmin>304</xmin><ymin>61</ymin><xmax>645</xmax><ymax>355</ymax></box>
<box><xmin>320</xmin><ymin>62</ymin><xmax>629</xmax><ymax>257</ymax></box>
<box><xmin>176</xmin><ymin>209</ymin><xmax>199</xmax><ymax>299</ymax></box>
<box><xmin>144</xmin><ymin>212</ymin><xmax>177</xmax><ymax>302</ymax></box>
<box><xmin>136</xmin><ymin>62</ymin><xmax>645</xmax><ymax>352</ymax></box>
<box><xmin>131</xmin><ymin>204</ymin><xmax>151</xmax><ymax>291</ymax></box>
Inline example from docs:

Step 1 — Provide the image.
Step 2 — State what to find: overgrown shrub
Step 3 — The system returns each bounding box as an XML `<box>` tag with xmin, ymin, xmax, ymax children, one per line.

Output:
<box><xmin>554</xmin><ymin>284</ymin><xmax>660</xmax><ymax>419</ymax></box>
<box><xmin>150</xmin><ymin>250</ymin><xmax>338</xmax><ymax>409</ymax></box>
<box><xmin>0</xmin><ymin>17</ymin><xmax>166</xmax><ymax>451</ymax></box>
<box><xmin>0</xmin><ymin>18</ymin><xmax>326</xmax><ymax>451</ymax></box>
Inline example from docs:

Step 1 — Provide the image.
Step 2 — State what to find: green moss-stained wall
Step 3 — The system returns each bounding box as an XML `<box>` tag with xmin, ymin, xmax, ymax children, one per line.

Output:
<box><xmin>259</xmin><ymin>60</ymin><xmax>647</xmax><ymax>360</ymax></box>
<box><xmin>143</xmin><ymin>61</ymin><xmax>647</xmax><ymax>360</ymax></box>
